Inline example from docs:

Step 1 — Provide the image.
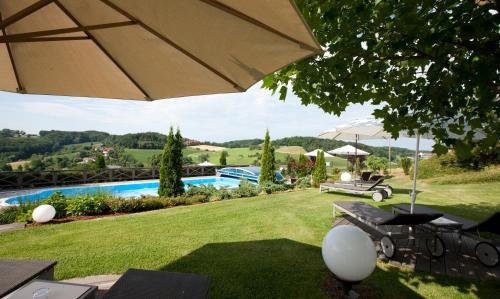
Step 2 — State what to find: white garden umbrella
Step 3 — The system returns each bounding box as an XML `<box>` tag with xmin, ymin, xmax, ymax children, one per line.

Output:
<box><xmin>319</xmin><ymin>119</ymin><xmax>391</xmax><ymax>184</ymax></box>
<box><xmin>329</xmin><ymin>145</ymin><xmax>370</xmax><ymax>169</ymax></box>
<box><xmin>305</xmin><ymin>149</ymin><xmax>334</xmax><ymax>158</ymax></box>
<box><xmin>322</xmin><ymin>118</ymin><xmax>484</xmax><ymax>214</ymax></box>
<box><xmin>328</xmin><ymin>145</ymin><xmax>369</xmax><ymax>156</ymax></box>
<box><xmin>0</xmin><ymin>0</ymin><xmax>322</xmax><ymax>100</ymax></box>
<box><xmin>198</xmin><ymin>161</ymin><xmax>215</xmax><ymax>167</ymax></box>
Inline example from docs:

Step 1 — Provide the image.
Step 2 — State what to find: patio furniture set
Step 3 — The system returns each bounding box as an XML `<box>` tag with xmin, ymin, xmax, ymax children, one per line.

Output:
<box><xmin>0</xmin><ymin>260</ymin><xmax>210</xmax><ymax>299</ymax></box>
<box><xmin>332</xmin><ymin>201</ymin><xmax>500</xmax><ymax>268</ymax></box>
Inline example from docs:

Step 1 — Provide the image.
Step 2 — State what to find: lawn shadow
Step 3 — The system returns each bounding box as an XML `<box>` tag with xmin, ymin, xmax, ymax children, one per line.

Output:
<box><xmin>160</xmin><ymin>239</ymin><xmax>428</xmax><ymax>299</ymax></box>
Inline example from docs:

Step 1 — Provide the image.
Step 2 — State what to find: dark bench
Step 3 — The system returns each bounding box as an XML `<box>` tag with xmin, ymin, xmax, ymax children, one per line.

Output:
<box><xmin>0</xmin><ymin>259</ymin><xmax>57</xmax><ymax>297</ymax></box>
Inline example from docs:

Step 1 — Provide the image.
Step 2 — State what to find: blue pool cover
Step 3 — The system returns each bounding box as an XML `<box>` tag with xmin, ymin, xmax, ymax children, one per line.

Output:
<box><xmin>216</xmin><ymin>166</ymin><xmax>284</xmax><ymax>182</ymax></box>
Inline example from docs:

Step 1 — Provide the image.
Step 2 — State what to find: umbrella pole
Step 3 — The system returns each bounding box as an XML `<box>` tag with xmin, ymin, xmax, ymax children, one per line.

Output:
<box><xmin>388</xmin><ymin>139</ymin><xmax>391</xmax><ymax>174</ymax></box>
<box><xmin>410</xmin><ymin>132</ymin><xmax>420</xmax><ymax>214</ymax></box>
<box><xmin>354</xmin><ymin>134</ymin><xmax>358</xmax><ymax>186</ymax></box>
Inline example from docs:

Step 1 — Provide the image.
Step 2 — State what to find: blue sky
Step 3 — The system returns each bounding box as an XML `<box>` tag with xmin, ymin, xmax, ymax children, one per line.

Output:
<box><xmin>0</xmin><ymin>85</ymin><xmax>434</xmax><ymax>150</ymax></box>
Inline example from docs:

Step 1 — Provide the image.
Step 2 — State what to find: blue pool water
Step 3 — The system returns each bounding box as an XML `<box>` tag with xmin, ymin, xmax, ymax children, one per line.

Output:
<box><xmin>3</xmin><ymin>177</ymin><xmax>242</xmax><ymax>205</ymax></box>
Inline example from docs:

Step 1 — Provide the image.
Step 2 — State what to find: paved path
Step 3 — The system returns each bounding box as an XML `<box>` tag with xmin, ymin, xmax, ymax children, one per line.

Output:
<box><xmin>0</xmin><ymin>223</ymin><xmax>25</xmax><ymax>234</ymax></box>
<box><xmin>63</xmin><ymin>275</ymin><xmax>121</xmax><ymax>299</ymax></box>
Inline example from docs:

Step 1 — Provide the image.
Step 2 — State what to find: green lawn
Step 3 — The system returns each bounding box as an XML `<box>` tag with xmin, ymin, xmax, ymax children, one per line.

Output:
<box><xmin>0</xmin><ymin>175</ymin><xmax>499</xmax><ymax>298</ymax></box>
<box><xmin>124</xmin><ymin>148</ymin><xmax>163</xmax><ymax>165</ymax></box>
<box><xmin>126</xmin><ymin>147</ymin><xmax>346</xmax><ymax>166</ymax></box>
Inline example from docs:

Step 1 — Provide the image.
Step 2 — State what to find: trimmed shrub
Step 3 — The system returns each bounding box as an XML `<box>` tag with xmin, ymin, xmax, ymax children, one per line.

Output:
<box><xmin>66</xmin><ymin>194</ymin><xmax>109</xmax><ymax>216</ymax></box>
<box><xmin>0</xmin><ymin>206</ymin><xmax>21</xmax><ymax>224</ymax></box>
<box><xmin>185</xmin><ymin>185</ymin><xmax>217</xmax><ymax>202</ymax></box>
<box><xmin>260</xmin><ymin>182</ymin><xmax>287</xmax><ymax>194</ymax></box>
<box><xmin>400</xmin><ymin>157</ymin><xmax>412</xmax><ymax>175</ymax></box>
<box><xmin>295</xmin><ymin>176</ymin><xmax>311</xmax><ymax>189</ymax></box>
<box><xmin>233</xmin><ymin>180</ymin><xmax>260</xmax><ymax>198</ymax></box>
<box><xmin>106</xmin><ymin>197</ymin><xmax>165</xmax><ymax>213</ymax></box>
<box><xmin>43</xmin><ymin>192</ymin><xmax>68</xmax><ymax>218</ymax></box>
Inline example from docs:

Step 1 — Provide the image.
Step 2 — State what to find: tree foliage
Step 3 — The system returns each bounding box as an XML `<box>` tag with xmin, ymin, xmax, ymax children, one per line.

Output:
<box><xmin>95</xmin><ymin>154</ymin><xmax>106</xmax><ymax>169</ymax></box>
<box><xmin>158</xmin><ymin>127</ymin><xmax>184</xmax><ymax>197</ymax></box>
<box><xmin>312</xmin><ymin>151</ymin><xmax>327</xmax><ymax>186</ymax></box>
<box><xmin>263</xmin><ymin>0</ymin><xmax>499</xmax><ymax>162</ymax></box>
<box><xmin>365</xmin><ymin>156</ymin><xmax>389</xmax><ymax>174</ymax></box>
<box><xmin>259</xmin><ymin>130</ymin><xmax>276</xmax><ymax>184</ymax></box>
<box><xmin>219</xmin><ymin>151</ymin><xmax>228</xmax><ymax>166</ymax></box>
<box><xmin>400</xmin><ymin>157</ymin><xmax>413</xmax><ymax>175</ymax></box>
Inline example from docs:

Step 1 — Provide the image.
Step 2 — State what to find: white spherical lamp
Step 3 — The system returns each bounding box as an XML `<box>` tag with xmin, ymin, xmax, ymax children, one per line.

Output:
<box><xmin>32</xmin><ymin>205</ymin><xmax>56</xmax><ymax>223</ymax></box>
<box><xmin>322</xmin><ymin>225</ymin><xmax>376</xmax><ymax>283</ymax></box>
<box><xmin>340</xmin><ymin>172</ymin><xmax>352</xmax><ymax>182</ymax></box>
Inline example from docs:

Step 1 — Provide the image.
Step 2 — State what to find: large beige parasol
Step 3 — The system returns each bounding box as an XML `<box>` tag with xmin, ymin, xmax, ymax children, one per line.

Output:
<box><xmin>0</xmin><ymin>0</ymin><xmax>322</xmax><ymax>100</ymax></box>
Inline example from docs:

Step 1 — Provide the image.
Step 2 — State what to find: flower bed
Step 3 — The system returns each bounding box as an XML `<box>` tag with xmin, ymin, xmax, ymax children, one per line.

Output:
<box><xmin>1</xmin><ymin>179</ymin><xmax>310</xmax><ymax>225</ymax></box>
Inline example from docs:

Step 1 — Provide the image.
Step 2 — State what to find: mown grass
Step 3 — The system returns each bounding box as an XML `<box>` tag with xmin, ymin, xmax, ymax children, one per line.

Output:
<box><xmin>0</xmin><ymin>175</ymin><xmax>499</xmax><ymax>298</ymax></box>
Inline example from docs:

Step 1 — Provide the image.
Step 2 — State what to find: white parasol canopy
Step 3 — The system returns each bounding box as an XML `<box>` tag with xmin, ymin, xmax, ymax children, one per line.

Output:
<box><xmin>319</xmin><ymin>119</ymin><xmax>391</xmax><ymax>140</ymax></box>
<box><xmin>328</xmin><ymin>145</ymin><xmax>369</xmax><ymax>156</ymax></box>
<box><xmin>0</xmin><ymin>0</ymin><xmax>322</xmax><ymax>100</ymax></box>
<box><xmin>305</xmin><ymin>149</ymin><xmax>333</xmax><ymax>158</ymax></box>
<box><xmin>198</xmin><ymin>161</ymin><xmax>215</xmax><ymax>166</ymax></box>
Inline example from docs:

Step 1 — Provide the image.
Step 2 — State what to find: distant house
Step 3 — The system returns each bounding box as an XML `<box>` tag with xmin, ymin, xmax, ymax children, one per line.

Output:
<box><xmin>94</xmin><ymin>144</ymin><xmax>113</xmax><ymax>157</ymax></box>
<box><xmin>418</xmin><ymin>152</ymin><xmax>433</xmax><ymax>159</ymax></box>
<box><xmin>81</xmin><ymin>157</ymin><xmax>96</xmax><ymax>164</ymax></box>
<box><xmin>183</xmin><ymin>138</ymin><xmax>200</xmax><ymax>146</ymax></box>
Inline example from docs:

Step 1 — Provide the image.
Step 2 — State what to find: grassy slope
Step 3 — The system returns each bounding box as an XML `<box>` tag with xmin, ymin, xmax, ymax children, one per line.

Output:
<box><xmin>126</xmin><ymin>147</ymin><xmax>348</xmax><ymax>168</ymax></box>
<box><xmin>1</xmin><ymin>176</ymin><xmax>499</xmax><ymax>298</ymax></box>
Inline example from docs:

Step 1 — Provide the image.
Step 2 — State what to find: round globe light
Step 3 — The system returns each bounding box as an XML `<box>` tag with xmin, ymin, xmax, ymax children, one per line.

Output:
<box><xmin>32</xmin><ymin>204</ymin><xmax>56</xmax><ymax>223</ymax></box>
<box><xmin>322</xmin><ymin>225</ymin><xmax>377</xmax><ymax>282</ymax></box>
<box><xmin>340</xmin><ymin>172</ymin><xmax>352</xmax><ymax>182</ymax></box>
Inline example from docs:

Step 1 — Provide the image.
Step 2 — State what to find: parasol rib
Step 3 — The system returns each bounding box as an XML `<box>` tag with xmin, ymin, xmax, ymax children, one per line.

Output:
<box><xmin>100</xmin><ymin>0</ymin><xmax>245</xmax><ymax>92</ymax></box>
<box><xmin>53</xmin><ymin>0</ymin><xmax>151</xmax><ymax>100</ymax></box>
<box><xmin>0</xmin><ymin>21</ymin><xmax>136</xmax><ymax>43</ymax></box>
<box><xmin>5</xmin><ymin>36</ymin><xmax>89</xmax><ymax>43</ymax></box>
<box><xmin>0</xmin><ymin>0</ymin><xmax>53</xmax><ymax>31</ymax></box>
<box><xmin>0</xmin><ymin>12</ymin><xmax>23</xmax><ymax>92</ymax></box>
<box><xmin>199</xmin><ymin>0</ymin><xmax>321</xmax><ymax>53</ymax></box>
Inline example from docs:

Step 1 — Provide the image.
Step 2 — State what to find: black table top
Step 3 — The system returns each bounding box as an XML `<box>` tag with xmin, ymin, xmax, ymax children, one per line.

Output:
<box><xmin>0</xmin><ymin>259</ymin><xmax>57</xmax><ymax>297</ymax></box>
<box><xmin>102</xmin><ymin>269</ymin><xmax>211</xmax><ymax>299</ymax></box>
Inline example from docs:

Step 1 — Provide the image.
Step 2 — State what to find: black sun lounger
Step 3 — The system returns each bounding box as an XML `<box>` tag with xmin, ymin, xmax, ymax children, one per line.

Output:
<box><xmin>333</xmin><ymin>201</ymin><xmax>444</xmax><ymax>259</ymax></box>
<box><xmin>320</xmin><ymin>178</ymin><xmax>392</xmax><ymax>202</ymax></box>
<box><xmin>393</xmin><ymin>204</ymin><xmax>500</xmax><ymax>267</ymax></box>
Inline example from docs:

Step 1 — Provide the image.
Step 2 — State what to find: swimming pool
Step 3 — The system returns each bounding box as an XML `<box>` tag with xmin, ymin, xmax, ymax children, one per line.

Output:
<box><xmin>1</xmin><ymin>177</ymin><xmax>242</xmax><ymax>205</ymax></box>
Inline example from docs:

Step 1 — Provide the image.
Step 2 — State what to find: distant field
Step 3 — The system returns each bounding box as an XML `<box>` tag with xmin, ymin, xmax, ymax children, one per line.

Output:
<box><xmin>8</xmin><ymin>160</ymin><xmax>30</xmax><ymax>170</ymax></box>
<box><xmin>275</xmin><ymin>146</ymin><xmax>306</xmax><ymax>155</ymax></box>
<box><xmin>86</xmin><ymin>147</ymin><xmax>349</xmax><ymax>168</ymax></box>
<box><xmin>188</xmin><ymin>145</ymin><xmax>226</xmax><ymax>152</ymax></box>
<box><xmin>125</xmin><ymin>149</ymin><xmax>163</xmax><ymax>165</ymax></box>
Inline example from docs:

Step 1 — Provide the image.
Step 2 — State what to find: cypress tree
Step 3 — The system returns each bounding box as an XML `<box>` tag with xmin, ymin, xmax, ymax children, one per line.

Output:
<box><xmin>173</xmin><ymin>128</ymin><xmax>185</xmax><ymax>196</ymax></box>
<box><xmin>313</xmin><ymin>150</ymin><xmax>327</xmax><ymax>187</ymax></box>
<box><xmin>158</xmin><ymin>127</ymin><xmax>184</xmax><ymax>197</ymax></box>
<box><xmin>259</xmin><ymin>130</ymin><xmax>274</xmax><ymax>184</ymax></box>
<box><xmin>219</xmin><ymin>151</ymin><xmax>228</xmax><ymax>166</ymax></box>
<box><xmin>95</xmin><ymin>154</ymin><xmax>106</xmax><ymax>169</ymax></box>
<box><xmin>268</xmin><ymin>142</ymin><xmax>276</xmax><ymax>182</ymax></box>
